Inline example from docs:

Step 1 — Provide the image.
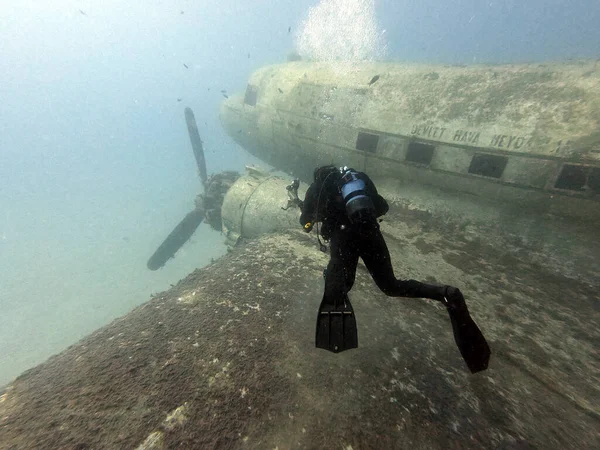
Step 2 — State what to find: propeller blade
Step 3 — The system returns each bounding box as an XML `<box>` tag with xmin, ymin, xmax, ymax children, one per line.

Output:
<box><xmin>184</xmin><ymin>107</ymin><xmax>208</xmax><ymax>189</ymax></box>
<box><xmin>146</xmin><ymin>208</ymin><xmax>205</xmax><ymax>270</ymax></box>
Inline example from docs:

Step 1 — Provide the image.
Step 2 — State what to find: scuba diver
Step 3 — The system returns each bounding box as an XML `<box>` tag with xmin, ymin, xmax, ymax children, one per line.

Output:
<box><xmin>299</xmin><ymin>165</ymin><xmax>490</xmax><ymax>373</ymax></box>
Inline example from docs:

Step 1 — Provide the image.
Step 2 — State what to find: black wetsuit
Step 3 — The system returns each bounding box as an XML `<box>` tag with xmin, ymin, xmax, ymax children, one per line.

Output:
<box><xmin>300</xmin><ymin>167</ymin><xmax>490</xmax><ymax>372</ymax></box>
<box><xmin>300</xmin><ymin>169</ymin><xmax>446</xmax><ymax>303</ymax></box>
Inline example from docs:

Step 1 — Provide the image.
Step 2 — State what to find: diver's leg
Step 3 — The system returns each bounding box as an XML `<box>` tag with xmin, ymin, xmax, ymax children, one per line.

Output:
<box><xmin>316</xmin><ymin>227</ymin><xmax>360</xmax><ymax>352</ymax></box>
<box><xmin>359</xmin><ymin>225</ymin><xmax>446</xmax><ymax>300</ymax></box>
<box><xmin>324</xmin><ymin>228</ymin><xmax>359</xmax><ymax>298</ymax></box>
<box><xmin>358</xmin><ymin>224</ymin><xmax>490</xmax><ymax>372</ymax></box>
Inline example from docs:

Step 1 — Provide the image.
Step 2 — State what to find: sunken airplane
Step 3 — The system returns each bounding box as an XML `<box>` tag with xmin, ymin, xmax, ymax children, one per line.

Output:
<box><xmin>219</xmin><ymin>60</ymin><xmax>600</xmax><ymax>224</ymax></box>
<box><xmin>217</xmin><ymin>59</ymin><xmax>600</xmax><ymax>283</ymax></box>
<box><xmin>150</xmin><ymin>60</ymin><xmax>600</xmax><ymax>278</ymax></box>
<box><xmin>1</xmin><ymin>62</ymin><xmax>599</xmax><ymax>449</ymax></box>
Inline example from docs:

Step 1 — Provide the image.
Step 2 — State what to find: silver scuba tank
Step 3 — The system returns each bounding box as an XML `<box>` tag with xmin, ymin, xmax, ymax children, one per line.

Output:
<box><xmin>339</xmin><ymin>167</ymin><xmax>376</xmax><ymax>222</ymax></box>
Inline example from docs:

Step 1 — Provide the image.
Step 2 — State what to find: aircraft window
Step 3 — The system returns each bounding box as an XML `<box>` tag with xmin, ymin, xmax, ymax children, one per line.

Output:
<box><xmin>589</xmin><ymin>168</ymin><xmax>600</xmax><ymax>193</ymax></box>
<box><xmin>355</xmin><ymin>132</ymin><xmax>379</xmax><ymax>152</ymax></box>
<box><xmin>244</xmin><ymin>85</ymin><xmax>257</xmax><ymax>106</ymax></box>
<box><xmin>406</xmin><ymin>141</ymin><xmax>434</xmax><ymax>165</ymax></box>
<box><xmin>468</xmin><ymin>153</ymin><xmax>508</xmax><ymax>178</ymax></box>
<box><xmin>554</xmin><ymin>164</ymin><xmax>598</xmax><ymax>192</ymax></box>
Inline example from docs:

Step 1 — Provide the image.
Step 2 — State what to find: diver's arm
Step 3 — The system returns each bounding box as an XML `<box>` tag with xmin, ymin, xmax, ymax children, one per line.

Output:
<box><xmin>299</xmin><ymin>183</ymin><xmax>317</xmax><ymax>227</ymax></box>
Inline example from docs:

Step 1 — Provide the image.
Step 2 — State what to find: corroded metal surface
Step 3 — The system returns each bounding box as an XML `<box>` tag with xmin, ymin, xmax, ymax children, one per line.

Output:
<box><xmin>221</xmin><ymin>170</ymin><xmax>308</xmax><ymax>247</ymax></box>
<box><xmin>227</xmin><ymin>61</ymin><xmax>600</xmax><ymax>160</ymax></box>
<box><xmin>220</xmin><ymin>61</ymin><xmax>600</xmax><ymax>222</ymax></box>
<box><xmin>0</xmin><ymin>208</ymin><xmax>598</xmax><ymax>449</ymax></box>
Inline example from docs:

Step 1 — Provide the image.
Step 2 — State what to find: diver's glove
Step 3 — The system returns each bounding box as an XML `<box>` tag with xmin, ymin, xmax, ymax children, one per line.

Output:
<box><xmin>303</xmin><ymin>222</ymin><xmax>314</xmax><ymax>233</ymax></box>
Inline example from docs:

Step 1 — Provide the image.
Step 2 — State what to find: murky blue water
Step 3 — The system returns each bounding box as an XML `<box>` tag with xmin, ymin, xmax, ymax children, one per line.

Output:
<box><xmin>0</xmin><ymin>0</ymin><xmax>598</xmax><ymax>388</ymax></box>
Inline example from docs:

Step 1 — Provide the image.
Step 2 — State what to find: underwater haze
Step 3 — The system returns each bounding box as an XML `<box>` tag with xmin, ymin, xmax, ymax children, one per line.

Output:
<box><xmin>0</xmin><ymin>0</ymin><xmax>599</xmax><ymax>403</ymax></box>
<box><xmin>0</xmin><ymin>0</ymin><xmax>311</xmax><ymax>386</ymax></box>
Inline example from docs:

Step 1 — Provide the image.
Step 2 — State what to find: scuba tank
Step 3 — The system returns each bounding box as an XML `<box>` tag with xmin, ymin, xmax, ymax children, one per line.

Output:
<box><xmin>338</xmin><ymin>167</ymin><xmax>376</xmax><ymax>223</ymax></box>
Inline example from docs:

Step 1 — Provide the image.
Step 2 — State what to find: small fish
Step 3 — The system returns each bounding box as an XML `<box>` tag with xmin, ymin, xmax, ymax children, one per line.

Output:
<box><xmin>368</xmin><ymin>75</ymin><xmax>380</xmax><ymax>85</ymax></box>
<box><xmin>180</xmin><ymin>10</ymin><xmax>185</xmax><ymax>15</ymax></box>
<box><xmin>222</xmin><ymin>93</ymin><xmax>229</xmax><ymax>99</ymax></box>
<box><xmin>247</xmin><ymin>53</ymin><xmax>250</xmax><ymax>59</ymax></box>
<box><xmin>183</xmin><ymin>63</ymin><xmax>189</xmax><ymax>69</ymax></box>
<box><xmin>288</xmin><ymin>26</ymin><xmax>291</xmax><ymax>33</ymax></box>
<box><xmin>79</xmin><ymin>9</ymin><xmax>87</xmax><ymax>16</ymax></box>
<box><xmin>220</xmin><ymin>89</ymin><xmax>227</xmax><ymax>93</ymax></box>
<box><xmin>177</xmin><ymin>98</ymin><xmax>182</xmax><ymax>102</ymax></box>
<box><xmin>278</xmin><ymin>88</ymin><xmax>283</xmax><ymax>93</ymax></box>
<box><xmin>208</xmin><ymin>88</ymin><xmax>211</xmax><ymax>91</ymax></box>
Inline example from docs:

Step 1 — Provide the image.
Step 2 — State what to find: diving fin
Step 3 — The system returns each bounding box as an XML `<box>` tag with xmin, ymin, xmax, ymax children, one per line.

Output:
<box><xmin>315</xmin><ymin>293</ymin><xmax>358</xmax><ymax>353</ymax></box>
<box><xmin>443</xmin><ymin>287</ymin><xmax>491</xmax><ymax>374</ymax></box>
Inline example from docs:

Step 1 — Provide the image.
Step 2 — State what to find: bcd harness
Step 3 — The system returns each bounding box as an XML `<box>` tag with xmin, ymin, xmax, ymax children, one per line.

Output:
<box><xmin>286</xmin><ymin>166</ymin><xmax>378</xmax><ymax>251</ymax></box>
